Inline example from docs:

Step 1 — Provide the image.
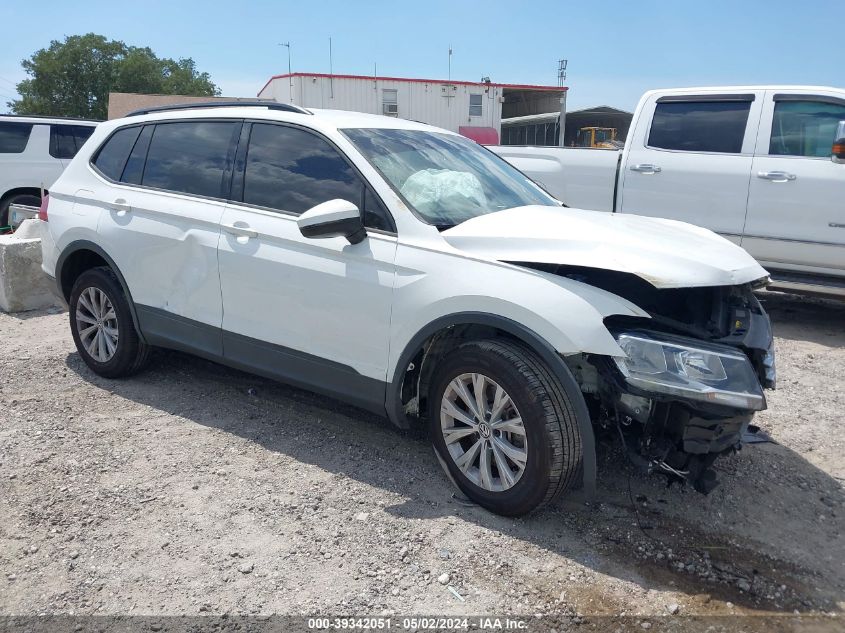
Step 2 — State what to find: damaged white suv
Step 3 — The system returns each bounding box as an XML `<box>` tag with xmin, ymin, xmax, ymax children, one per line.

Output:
<box><xmin>40</xmin><ymin>102</ymin><xmax>775</xmax><ymax>516</ymax></box>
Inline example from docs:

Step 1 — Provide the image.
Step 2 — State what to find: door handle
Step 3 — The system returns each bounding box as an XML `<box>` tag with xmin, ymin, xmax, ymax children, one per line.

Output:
<box><xmin>757</xmin><ymin>171</ymin><xmax>797</xmax><ymax>182</ymax></box>
<box><xmin>222</xmin><ymin>223</ymin><xmax>258</xmax><ymax>238</ymax></box>
<box><xmin>110</xmin><ymin>199</ymin><xmax>131</xmax><ymax>215</ymax></box>
<box><xmin>630</xmin><ymin>164</ymin><xmax>662</xmax><ymax>174</ymax></box>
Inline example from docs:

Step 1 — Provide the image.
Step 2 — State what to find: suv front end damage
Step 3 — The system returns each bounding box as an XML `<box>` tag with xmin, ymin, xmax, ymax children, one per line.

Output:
<box><xmin>564</xmin><ymin>276</ymin><xmax>775</xmax><ymax>494</ymax></box>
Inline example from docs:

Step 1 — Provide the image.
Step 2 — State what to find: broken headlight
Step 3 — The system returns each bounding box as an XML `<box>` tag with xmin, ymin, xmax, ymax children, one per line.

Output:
<box><xmin>612</xmin><ymin>331</ymin><xmax>765</xmax><ymax>411</ymax></box>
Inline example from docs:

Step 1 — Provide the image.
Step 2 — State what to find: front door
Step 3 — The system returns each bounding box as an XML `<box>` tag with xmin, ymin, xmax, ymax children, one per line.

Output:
<box><xmin>217</xmin><ymin>121</ymin><xmax>397</xmax><ymax>412</ymax></box>
<box><xmin>743</xmin><ymin>91</ymin><xmax>845</xmax><ymax>274</ymax></box>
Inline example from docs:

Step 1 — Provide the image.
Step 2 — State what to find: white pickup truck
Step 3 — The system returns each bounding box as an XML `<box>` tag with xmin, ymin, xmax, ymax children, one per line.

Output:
<box><xmin>492</xmin><ymin>86</ymin><xmax>845</xmax><ymax>294</ymax></box>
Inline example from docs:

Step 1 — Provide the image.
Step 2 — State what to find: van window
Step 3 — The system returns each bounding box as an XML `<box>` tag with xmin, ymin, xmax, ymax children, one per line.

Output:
<box><xmin>769</xmin><ymin>100</ymin><xmax>845</xmax><ymax>157</ymax></box>
<box><xmin>142</xmin><ymin>121</ymin><xmax>240</xmax><ymax>198</ymax></box>
<box><xmin>92</xmin><ymin>126</ymin><xmax>143</xmax><ymax>181</ymax></box>
<box><xmin>49</xmin><ymin>125</ymin><xmax>96</xmax><ymax>159</ymax></box>
<box><xmin>648</xmin><ymin>101</ymin><xmax>751</xmax><ymax>153</ymax></box>
<box><xmin>0</xmin><ymin>121</ymin><xmax>34</xmax><ymax>153</ymax></box>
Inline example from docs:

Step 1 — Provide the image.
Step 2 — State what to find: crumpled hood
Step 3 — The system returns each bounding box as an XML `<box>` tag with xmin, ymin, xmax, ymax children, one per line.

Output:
<box><xmin>442</xmin><ymin>206</ymin><xmax>769</xmax><ymax>289</ymax></box>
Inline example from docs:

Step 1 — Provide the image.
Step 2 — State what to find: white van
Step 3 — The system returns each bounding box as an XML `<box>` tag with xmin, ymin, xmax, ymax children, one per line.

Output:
<box><xmin>0</xmin><ymin>115</ymin><xmax>98</xmax><ymax>228</ymax></box>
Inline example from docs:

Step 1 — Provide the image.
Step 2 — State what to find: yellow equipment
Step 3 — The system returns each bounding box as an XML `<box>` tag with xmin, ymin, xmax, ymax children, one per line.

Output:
<box><xmin>576</xmin><ymin>127</ymin><xmax>618</xmax><ymax>148</ymax></box>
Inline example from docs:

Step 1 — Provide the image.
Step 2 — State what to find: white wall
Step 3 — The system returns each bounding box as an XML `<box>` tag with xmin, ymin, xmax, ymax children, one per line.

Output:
<box><xmin>259</xmin><ymin>75</ymin><xmax>502</xmax><ymax>133</ymax></box>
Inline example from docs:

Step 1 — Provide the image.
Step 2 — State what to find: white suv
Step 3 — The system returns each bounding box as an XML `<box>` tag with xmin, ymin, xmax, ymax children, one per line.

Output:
<box><xmin>40</xmin><ymin>102</ymin><xmax>776</xmax><ymax>515</ymax></box>
<box><xmin>0</xmin><ymin>115</ymin><xmax>98</xmax><ymax>228</ymax></box>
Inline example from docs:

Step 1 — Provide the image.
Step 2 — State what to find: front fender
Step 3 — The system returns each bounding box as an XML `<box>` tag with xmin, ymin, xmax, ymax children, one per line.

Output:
<box><xmin>386</xmin><ymin>247</ymin><xmax>652</xmax><ymax>499</ymax></box>
<box><xmin>388</xmin><ymin>247</ymin><xmax>648</xmax><ymax>383</ymax></box>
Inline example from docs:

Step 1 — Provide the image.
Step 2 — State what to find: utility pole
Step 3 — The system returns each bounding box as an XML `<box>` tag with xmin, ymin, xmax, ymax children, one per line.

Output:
<box><xmin>558</xmin><ymin>59</ymin><xmax>568</xmax><ymax>147</ymax></box>
<box><xmin>447</xmin><ymin>45</ymin><xmax>453</xmax><ymax>108</ymax></box>
<box><xmin>329</xmin><ymin>37</ymin><xmax>334</xmax><ymax>99</ymax></box>
<box><xmin>279</xmin><ymin>42</ymin><xmax>293</xmax><ymax>102</ymax></box>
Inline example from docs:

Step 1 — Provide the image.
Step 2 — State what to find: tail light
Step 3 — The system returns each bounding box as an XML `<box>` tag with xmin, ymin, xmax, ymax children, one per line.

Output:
<box><xmin>38</xmin><ymin>194</ymin><xmax>49</xmax><ymax>222</ymax></box>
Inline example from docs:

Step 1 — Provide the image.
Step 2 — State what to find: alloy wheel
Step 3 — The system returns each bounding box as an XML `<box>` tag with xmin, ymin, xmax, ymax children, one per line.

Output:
<box><xmin>440</xmin><ymin>372</ymin><xmax>528</xmax><ymax>491</ymax></box>
<box><xmin>75</xmin><ymin>287</ymin><xmax>119</xmax><ymax>363</ymax></box>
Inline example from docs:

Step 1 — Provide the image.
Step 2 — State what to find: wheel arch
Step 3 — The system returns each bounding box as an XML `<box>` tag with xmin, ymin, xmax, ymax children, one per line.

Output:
<box><xmin>55</xmin><ymin>240</ymin><xmax>145</xmax><ymax>344</ymax></box>
<box><xmin>1</xmin><ymin>186</ymin><xmax>44</xmax><ymax>202</ymax></box>
<box><xmin>386</xmin><ymin>311</ymin><xmax>596</xmax><ymax>496</ymax></box>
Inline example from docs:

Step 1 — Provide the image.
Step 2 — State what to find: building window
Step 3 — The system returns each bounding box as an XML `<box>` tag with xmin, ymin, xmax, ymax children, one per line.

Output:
<box><xmin>469</xmin><ymin>94</ymin><xmax>483</xmax><ymax>117</ymax></box>
<box><xmin>382</xmin><ymin>89</ymin><xmax>398</xmax><ymax>117</ymax></box>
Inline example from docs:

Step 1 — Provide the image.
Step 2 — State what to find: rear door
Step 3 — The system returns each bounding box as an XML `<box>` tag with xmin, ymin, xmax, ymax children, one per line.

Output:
<box><xmin>217</xmin><ymin>121</ymin><xmax>397</xmax><ymax>411</ymax></box>
<box><xmin>743</xmin><ymin>90</ymin><xmax>845</xmax><ymax>275</ymax></box>
<box><xmin>93</xmin><ymin>119</ymin><xmax>241</xmax><ymax>356</ymax></box>
<box><xmin>619</xmin><ymin>91</ymin><xmax>764</xmax><ymax>244</ymax></box>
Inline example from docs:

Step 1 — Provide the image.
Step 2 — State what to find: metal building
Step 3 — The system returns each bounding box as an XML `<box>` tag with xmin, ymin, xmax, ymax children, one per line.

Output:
<box><xmin>501</xmin><ymin>105</ymin><xmax>633</xmax><ymax>147</ymax></box>
<box><xmin>257</xmin><ymin>72</ymin><xmax>566</xmax><ymax>144</ymax></box>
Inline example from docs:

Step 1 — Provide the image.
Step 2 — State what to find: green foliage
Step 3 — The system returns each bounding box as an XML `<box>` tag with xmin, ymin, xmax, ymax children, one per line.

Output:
<box><xmin>9</xmin><ymin>33</ymin><xmax>220</xmax><ymax>119</ymax></box>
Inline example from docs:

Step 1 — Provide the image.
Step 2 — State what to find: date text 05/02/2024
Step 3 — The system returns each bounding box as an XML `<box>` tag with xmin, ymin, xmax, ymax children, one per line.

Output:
<box><xmin>307</xmin><ymin>617</ymin><xmax>528</xmax><ymax>630</ymax></box>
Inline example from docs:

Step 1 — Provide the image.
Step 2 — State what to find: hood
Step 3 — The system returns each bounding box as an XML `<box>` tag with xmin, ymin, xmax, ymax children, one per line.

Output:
<box><xmin>442</xmin><ymin>206</ymin><xmax>769</xmax><ymax>289</ymax></box>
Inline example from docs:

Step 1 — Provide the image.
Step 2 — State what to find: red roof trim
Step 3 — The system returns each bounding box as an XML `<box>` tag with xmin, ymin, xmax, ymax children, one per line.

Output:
<box><xmin>257</xmin><ymin>72</ymin><xmax>567</xmax><ymax>97</ymax></box>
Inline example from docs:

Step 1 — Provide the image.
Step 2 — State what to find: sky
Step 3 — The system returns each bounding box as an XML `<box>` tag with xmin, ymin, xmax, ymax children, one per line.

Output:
<box><xmin>1</xmin><ymin>0</ymin><xmax>842</xmax><ymax>114</ymax></box>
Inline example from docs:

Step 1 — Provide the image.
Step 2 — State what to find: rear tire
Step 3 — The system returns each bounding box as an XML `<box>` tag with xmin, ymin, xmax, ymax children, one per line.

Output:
<box><xmin>0</xmin><ymin>193</ymin><xmax>41</xmax><ymax>228</ymax></box>
<box><xmin>428</xmin><ymin>339</ymin><xmax>583</xmax><ymax>516</ymax></box>
<box><xmin>69</xmin><ymin>267</ymin><xmax>150</xmax><ymax>378</ymax></box>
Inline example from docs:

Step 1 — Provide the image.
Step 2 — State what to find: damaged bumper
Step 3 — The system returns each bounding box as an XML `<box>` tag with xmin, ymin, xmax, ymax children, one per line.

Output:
<box><xmin>591</xmin><ymin>310</ymin><xmax>775</xmax><ymax>493</ymax></box>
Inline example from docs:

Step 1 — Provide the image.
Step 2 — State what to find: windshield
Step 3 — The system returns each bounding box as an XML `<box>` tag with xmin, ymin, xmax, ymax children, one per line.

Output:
<box><xmin>343</xmin><ymin>128</ymin><xmax>558</xmax><ymax>227</ymax></box>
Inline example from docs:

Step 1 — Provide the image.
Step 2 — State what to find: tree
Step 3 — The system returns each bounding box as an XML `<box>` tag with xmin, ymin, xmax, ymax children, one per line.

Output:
<box><xmin>9</xmin><ymin>34</ymin><xmax>220</xmax><ymax>119</ymax></box>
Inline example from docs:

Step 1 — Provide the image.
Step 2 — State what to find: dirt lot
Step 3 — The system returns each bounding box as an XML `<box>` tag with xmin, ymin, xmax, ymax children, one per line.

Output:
<box><xmin>1</xmin><ymin>291</ymin><xmax>843</xmax><ymax>627</ymax></box>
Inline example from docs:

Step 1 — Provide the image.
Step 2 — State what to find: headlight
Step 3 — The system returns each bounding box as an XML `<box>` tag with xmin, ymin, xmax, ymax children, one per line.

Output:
<box><xmin>613</xmin><ymin>331</ymin><xmax>765</xmax><ymax>410</ymax></box>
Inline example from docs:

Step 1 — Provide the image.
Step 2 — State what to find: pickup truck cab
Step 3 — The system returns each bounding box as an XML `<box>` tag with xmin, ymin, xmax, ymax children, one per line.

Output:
<box><xmin>493</xmin><ymin>86</ymin><xmax>845</xmax><ymax>294</ymax></box>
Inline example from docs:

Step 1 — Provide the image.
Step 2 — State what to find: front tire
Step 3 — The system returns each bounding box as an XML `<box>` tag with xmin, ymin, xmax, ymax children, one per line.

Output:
<box><xmin>429</xmin><ymin>339</ymin><xmax>582</xmax><ymax>516</ymax></box>
<box><xmin>69</xmin><ymin>267</ymin><xmax>150</xmax><ymax>378</ymax></box>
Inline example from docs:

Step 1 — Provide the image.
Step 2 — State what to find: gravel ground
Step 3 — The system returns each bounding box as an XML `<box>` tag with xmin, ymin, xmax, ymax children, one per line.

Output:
<box><xmin>0</xmin><ymin>290</ymin><xmax>843</xmax><ymax>627</ymax></box>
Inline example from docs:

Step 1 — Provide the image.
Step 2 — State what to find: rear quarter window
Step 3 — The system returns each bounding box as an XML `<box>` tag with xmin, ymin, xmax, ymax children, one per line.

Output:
<box><xmin>92</xmin><ymin>126</ymin><xmax>143</xmax><ymax>181</ymax></box>
<box><xmin>0</xmin><ymin>121</ymin><xmax>34</xmax><ymax>153</ymax></box>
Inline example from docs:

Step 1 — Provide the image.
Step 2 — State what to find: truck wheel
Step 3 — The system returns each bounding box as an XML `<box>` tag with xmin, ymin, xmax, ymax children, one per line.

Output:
<box><xmin>428</xmin><ymin>339</ymin><xmax>582</xmax><ymax>516</ymax></box>
<box><xmin>0</xmin><ymin>193</ymin><xmax>41</xmax><ymax>228</ymax></box>
<box><xmin>69</xmin><ymin>267</ymin><xmax>150</xmax><ymax>378</ymax></box>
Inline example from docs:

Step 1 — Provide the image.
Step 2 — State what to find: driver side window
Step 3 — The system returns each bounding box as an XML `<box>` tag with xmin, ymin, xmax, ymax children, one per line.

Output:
<box><xmin>242</xmin><ymin>123</ymin><xmax>395</xmax><ymax>231</ymax></box>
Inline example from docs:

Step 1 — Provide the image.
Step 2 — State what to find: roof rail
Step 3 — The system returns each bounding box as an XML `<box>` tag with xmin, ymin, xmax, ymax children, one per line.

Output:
<box><xmin>125</xmin><ymin>101</ymin><xmax>311</xmax><ymax>117</ymax></box>
<box><xmin>0</xmin><ymin>113</ymin><xmax>102</xmax><ymax>123</ymax></box>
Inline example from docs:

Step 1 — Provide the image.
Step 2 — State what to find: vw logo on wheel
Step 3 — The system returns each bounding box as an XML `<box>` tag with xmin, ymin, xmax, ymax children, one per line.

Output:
<box><xmin>478</xmin><ymin>422</ymin><xmax>492</xmax><ymax>439</ymax></box>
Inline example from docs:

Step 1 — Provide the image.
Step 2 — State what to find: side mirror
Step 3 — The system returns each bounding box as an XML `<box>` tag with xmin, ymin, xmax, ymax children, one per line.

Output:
<box><xmin>833</xmin><ymin>121</ymin><xmax>845</xmax><ymax>164</ymax></box>
<box><xmin>297</xmin><ymin>199</ymin><xmax>367</xmax><ymax>244</ymax></box>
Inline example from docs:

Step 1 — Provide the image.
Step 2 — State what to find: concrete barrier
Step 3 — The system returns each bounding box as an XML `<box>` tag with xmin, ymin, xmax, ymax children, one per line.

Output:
<box><xmin>0</xmin><ymin>219</ymin><xmax>59</xmax><ymax>313</ymax></box>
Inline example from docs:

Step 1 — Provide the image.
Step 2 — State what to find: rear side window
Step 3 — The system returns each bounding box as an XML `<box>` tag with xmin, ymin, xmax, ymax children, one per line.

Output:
<box><xmin>648</xmin><ymin>101</ymin><xmax>751</xmax><ymax>153</ymax></box>
<box><xmin>769</xmin><ymin>100</ymin><xmax>845</xmax><ymax>157</ymax></box>
<box><xmin>50</xmin><ymin>125</ymin><xmax>96</xmax><ymax>159</ymax></box>
<box><xmin>142</xmin><ymin>121</ymin><xmax>240</xmax><ymax>198</ymax></box>
<box><xmin>0</xmin><ymin>121</ymin><xmax>34</xmax><ymax>153</ymax></box>
<box><xmin>93</xmin><ymin>126</ymin><xmax>143</xmax><ymax>180</ymax></box>
<box><xmin>243</xmin><ymin>123</ymin><xmax>364</xmax><ymax>216</ymax></box>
